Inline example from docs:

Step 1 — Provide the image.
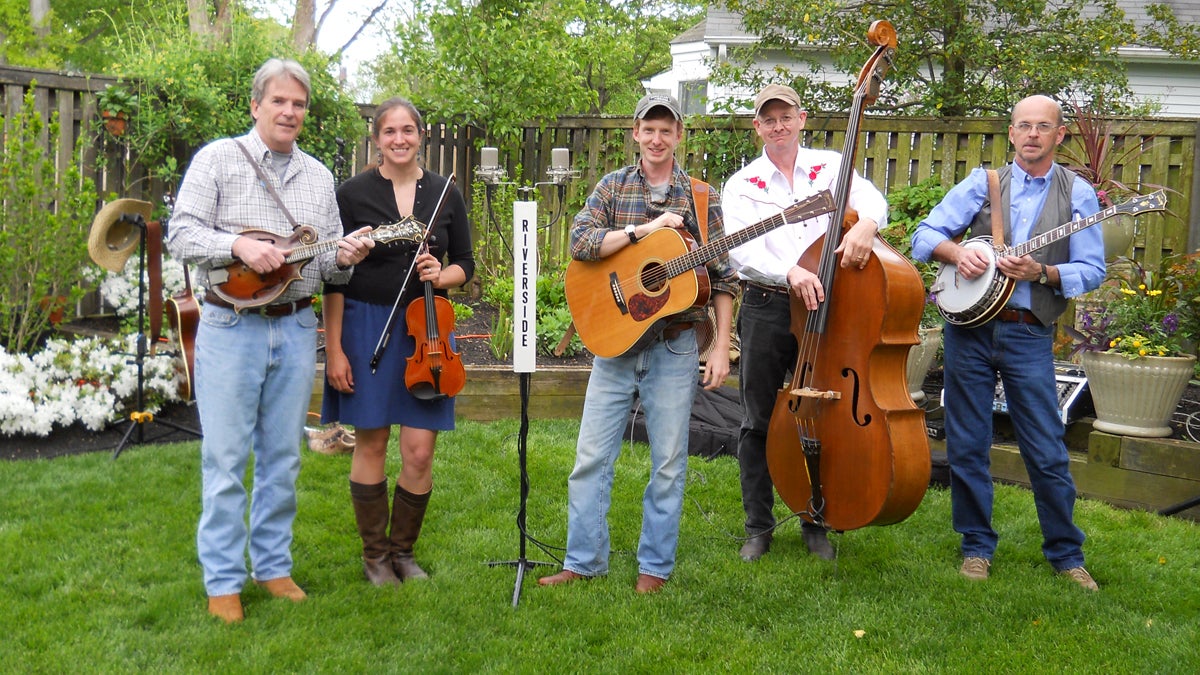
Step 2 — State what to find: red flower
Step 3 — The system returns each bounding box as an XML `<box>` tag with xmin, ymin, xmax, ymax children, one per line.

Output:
<box><xmin>746</xmin><ymin>176</ymin><xmax>768</xmax><ymax>192</ymax></box>
<box><xmin>807</xmin><ymin>163</ymin><xmax>827</xmax><ymax>185</ymax></box>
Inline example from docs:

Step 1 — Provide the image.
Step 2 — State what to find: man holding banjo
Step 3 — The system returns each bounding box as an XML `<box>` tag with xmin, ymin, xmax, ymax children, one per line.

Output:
<box><xmin>911</xmin><ymin>94</ymin><xmax>1105</xmax><ymax>591</ymax></box>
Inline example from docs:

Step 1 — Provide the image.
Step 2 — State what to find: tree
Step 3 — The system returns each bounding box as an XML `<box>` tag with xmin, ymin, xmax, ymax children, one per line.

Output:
<box><xmin>718</xmin><ymin>0</ymin><xmax>1158</xmax><ymax>116</ymax></box>
<box><xmin>372</xmin><ymin>0</ymin><xmax>703</xmax><ymax>144</ymax></box>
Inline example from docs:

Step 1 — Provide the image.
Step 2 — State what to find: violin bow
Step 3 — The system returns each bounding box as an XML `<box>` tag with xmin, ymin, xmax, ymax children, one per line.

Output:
<box><xmin>368</xmin><ymin>173</ymin><xmax>456</xmax><ymax>372</ymax></box>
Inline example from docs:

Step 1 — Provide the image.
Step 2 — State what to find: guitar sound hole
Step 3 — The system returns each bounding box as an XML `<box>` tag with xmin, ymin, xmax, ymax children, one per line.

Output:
<box><xmin>639</xmin><ymin>262</ymin><xmax>666</xmax><ymax>293</ymax></box>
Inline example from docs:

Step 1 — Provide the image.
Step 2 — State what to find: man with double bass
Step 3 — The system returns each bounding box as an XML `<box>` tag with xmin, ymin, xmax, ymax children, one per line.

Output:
<box><xmin>723</xmin><ymin>84</ymin><xmax>887</xmax><ymax>563</ymax></box>
<box><xmin>912</xmin><ymin>94</ymin><xmax>1104</xmax><ymax>590</ymax></box>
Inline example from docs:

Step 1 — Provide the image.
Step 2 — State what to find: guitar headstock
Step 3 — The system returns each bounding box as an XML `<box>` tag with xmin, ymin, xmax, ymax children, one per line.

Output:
<box><xmin>373</xmin><ymin>217</ymin><xmax>425</xmax><ymax>245</ymax></box>
<box><xmin>1115</xmin><ymin>189</ymin><xmax>1167</xmax><ymax>216</ymax></box>
<box><xmin>785</xmin><ymin>189</ymin><xmax>838</xmax><ymax>222</ymax></box>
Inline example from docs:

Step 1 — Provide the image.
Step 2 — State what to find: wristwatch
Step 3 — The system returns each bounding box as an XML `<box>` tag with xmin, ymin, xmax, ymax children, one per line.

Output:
<box><xmin>1038</xmin><ymin>264</ymin><xmax>1048</xmax><ymax>285</ymax></box>
<box><xmin>625</xmin><ymin>224</ymin><xmax>639</xmax><ymax>244</ymax></box>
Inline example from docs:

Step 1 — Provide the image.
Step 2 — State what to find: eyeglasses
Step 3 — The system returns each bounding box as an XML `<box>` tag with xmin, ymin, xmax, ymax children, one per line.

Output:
<box><xmin>1013</xmin><ymin>122</ymin><xmax>1061</xmax><ymax>134</ymax></box>
<box><xmin>758</xmin><ymin>115</ymin><xmax>798</xmax><ymax>130</ymax></box>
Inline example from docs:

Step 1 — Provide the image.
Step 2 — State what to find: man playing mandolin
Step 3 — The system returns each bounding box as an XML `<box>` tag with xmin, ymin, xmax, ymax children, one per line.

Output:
<box><xmin>167</xmin><ymin>58</ymin><xmax>373</xmax><ymax>623</ymax></box>
<box><xmin>539</xmin><ymin>94</ymin><xmax>737</xmax><ymax>594</ymax></box>
<box><xmin>912</xmin><ymin>94</ymin><xmax>1105</xmax><ymax>591</ymax></box>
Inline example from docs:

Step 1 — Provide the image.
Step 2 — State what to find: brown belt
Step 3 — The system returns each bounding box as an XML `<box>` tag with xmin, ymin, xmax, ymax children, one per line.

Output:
<box><xmin>995</xmin><ymin>308</ymin><xmax>1041</xmax><ymax>326</ymax></box>
<box><xmin>661</xmin><ymin>321</ymin><xmax>698</xmax><ymax>341</ymax></box>
<box><xmin>740</xmin><ymin>280</ymin><xmax>790</xmax><ymax>296</ymax></box>
<box><xmin>204</xmin><ymin>291</ymin><xmax>313</xmax><ymax>317</ymax></box>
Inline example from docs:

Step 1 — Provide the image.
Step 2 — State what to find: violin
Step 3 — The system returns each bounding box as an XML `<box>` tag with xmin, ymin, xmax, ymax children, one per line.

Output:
<box><xmin>404</xmin><ymin>243</ymin><xmax>465</xmax><ymax>400</ymax></box>
<box><xmin>764</xmin><ymin>20</ymin><xmax>930</xmax><ymax>532</ymax></box>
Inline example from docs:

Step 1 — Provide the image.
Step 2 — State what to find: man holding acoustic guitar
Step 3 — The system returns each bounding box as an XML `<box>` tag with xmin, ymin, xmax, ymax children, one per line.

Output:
<box><xmin>539</xmin><ymin>94</ymin><xmax>737</xmax><ymax>594</ymax></box>
<box><xmin>912</xmin><ymin>94</ymin><xmax>1105</xmax><ymax>591</ymax></box>
<box><xmin>167</xmin><ymin>58</ymin><xmax>374</xmax><ymax>623</ymax></box>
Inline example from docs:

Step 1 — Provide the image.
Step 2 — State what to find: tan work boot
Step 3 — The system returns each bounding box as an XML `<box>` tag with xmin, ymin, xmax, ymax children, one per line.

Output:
<box><xmin>207</xmin><ymin>594</ymin><xmax>244</xmax><ymax>623</ymax></box>
<box><xmin>1059</xmin><ymin>566</ymin><xmax>1099</xmax><ymax>591</ymax></box>
<box><xmin>255</xmin><ymin>576</ymin><xmax>307</xmax><ymax>602</ymax></box>
<box><xmin>960</xmin><ymin>556</ymin><xmax>991</xmax><ymax>581</ymax></box>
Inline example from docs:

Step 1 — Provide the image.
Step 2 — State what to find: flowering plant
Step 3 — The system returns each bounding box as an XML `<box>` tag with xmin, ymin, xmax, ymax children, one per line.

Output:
<box><xmin>1068</xmin><ymin>253</ymin><xmax>1200</xmax><ymax>359</ymax></box>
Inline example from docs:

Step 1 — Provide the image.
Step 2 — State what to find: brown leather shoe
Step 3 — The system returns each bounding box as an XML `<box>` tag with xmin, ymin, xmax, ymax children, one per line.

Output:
<box><xmin>538</xmin><ymin>569</ymin><xmax>586</xmax><ymax>587</ymax></box>
<box><xmin>255</xmin><ymin>576</ymin><xmax>307</xmax><ymax>602</ymax></box>
<box><xmin>635</xmin><ymin>573</ymin><xmax>667</xmax><ymax>594</ymax></box>
<box><xmin>207</xmin><ymin>594</ymin><xmax>244</xmax><ymax>623</ymax></box>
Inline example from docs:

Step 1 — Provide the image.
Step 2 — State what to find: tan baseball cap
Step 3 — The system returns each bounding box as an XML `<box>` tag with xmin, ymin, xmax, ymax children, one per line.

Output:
<box><xmin>753</xmin><ymin>84</ymin><xmax>802</xmax><ymax>116</ymax></box>
<box><xmin>634</xmin><ymin>93</ymin><xmax>683</xmax><ymax>120</ymax></box>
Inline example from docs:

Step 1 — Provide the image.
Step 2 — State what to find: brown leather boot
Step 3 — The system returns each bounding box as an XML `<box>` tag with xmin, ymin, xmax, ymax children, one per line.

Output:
<box><xmin>350</xmin><ymin>480</ymin><xmax>402</xmax><ymax>587</ymax></box>
<box><xmin>389</xmin><ymin>485</ymin><xmax>431</xmax><ymax>580</ymax></box>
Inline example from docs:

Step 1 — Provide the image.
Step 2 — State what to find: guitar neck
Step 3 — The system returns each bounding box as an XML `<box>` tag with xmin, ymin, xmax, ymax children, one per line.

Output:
<box><xmin>664</xmin><ymin>190</ymin><xmax>835</xmax><ymax>279</ymax></box>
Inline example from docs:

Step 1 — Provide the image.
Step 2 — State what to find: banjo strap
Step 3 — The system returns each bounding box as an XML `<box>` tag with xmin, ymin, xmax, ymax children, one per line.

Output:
<box><xmin>986</xmin><ymin>169</ymin><xmax>1004</xmax><ymax>248</ymax></box>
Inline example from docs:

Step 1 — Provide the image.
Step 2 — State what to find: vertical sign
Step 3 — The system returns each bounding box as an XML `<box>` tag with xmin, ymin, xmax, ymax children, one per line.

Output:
<box><xmin>512</xmin><ymin>201</ymin><xmax>538</xmax><ymax>373</ymax></box>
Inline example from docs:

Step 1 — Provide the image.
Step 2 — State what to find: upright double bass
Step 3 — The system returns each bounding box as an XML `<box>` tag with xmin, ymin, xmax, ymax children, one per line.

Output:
<box><xmin>765</xmin><ymin>20</ymin><xmax>931</xmax><ymax>532</ymax></box>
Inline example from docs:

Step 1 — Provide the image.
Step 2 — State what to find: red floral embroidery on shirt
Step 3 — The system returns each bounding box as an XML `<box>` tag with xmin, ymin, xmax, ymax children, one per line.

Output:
<box><xmin>807</xmin><ymin>163</ymin><xmax>827</xmax><ymax>186</ymax></box>
<box><xmin>746</xmin><ymin>176</ymin><xmax>768</xmax><ymax>193</ymax></box>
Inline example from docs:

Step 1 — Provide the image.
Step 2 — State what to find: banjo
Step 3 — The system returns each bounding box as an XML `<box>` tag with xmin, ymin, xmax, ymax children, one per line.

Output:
<box><xmin>933</xmin><ymin>189</ymin><xmax>1167</xmax><ymax>327</ymax></box>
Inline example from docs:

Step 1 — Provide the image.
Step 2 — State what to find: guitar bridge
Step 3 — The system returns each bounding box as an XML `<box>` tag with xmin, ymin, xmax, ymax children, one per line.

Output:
<box><xmin>609</xmin><ymin>271</ymin><xmax>629</xmax><ymax>316</ymax></box>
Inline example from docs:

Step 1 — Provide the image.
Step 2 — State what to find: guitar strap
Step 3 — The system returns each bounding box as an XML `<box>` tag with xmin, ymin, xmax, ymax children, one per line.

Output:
<box><xmin>986</xmin><ymin>169</ymin><xmax>1005</xmax><ymax>247</ymax></box>
<box><xmin>234</xmin><ymin>139</ymin><xmax>304</xmax><ymax>233</ymax></box>
<box><xmin>146</xmin><ymin>220</ymin><xmax>164</xmax><ymax>352</ymax></box>
<box><xmin>689</xmin><ymin>177</ymin><xmax>716</xmax><ymax>358</ymax></box>
<box><xmin>689</xmin><ymin>177</ymin><xmax>710</xmax><ymax>245</ymax></box>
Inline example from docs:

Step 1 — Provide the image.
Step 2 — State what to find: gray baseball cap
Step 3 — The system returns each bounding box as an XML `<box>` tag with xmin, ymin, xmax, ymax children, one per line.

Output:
<box><xmin>634</xmin><ymin>93</ymin><xmax>683</xmax><ymax>120</ymax></box>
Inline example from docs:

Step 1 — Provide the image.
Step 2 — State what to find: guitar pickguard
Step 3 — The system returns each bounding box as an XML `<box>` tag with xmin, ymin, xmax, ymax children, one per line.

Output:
<box><xmin>626</xmin><ymin>287</ymin><xmax>671</xmax><ymax>322</ymax></box>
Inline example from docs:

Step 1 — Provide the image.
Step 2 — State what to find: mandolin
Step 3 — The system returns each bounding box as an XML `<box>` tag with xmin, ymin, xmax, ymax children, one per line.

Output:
<box><xmin>207</xmin><ymin>218</ymin><xmax>423</xmax><ymax>311</ymax></box>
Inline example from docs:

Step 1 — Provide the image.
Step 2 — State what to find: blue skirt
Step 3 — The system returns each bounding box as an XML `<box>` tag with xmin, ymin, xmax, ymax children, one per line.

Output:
<box><xmin>321</xmin><ymin>297</ymin><xmax>456</xmax><ymax>431</ymax></box>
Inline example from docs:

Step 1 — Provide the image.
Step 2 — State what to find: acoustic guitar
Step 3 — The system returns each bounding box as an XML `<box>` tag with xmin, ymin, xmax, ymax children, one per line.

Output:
<box><xmin>933</xmin><ymin>190</ymin><xmax>1166</xmax><ymax>327</ymax></box>
<box><xmin>207</xmin><ymin>218</ymin><xmax>423</xmax><ymax>311</ymax></box>
<box><xmin>565</xmin><ymin>190</ymin><xmax>836</xmax><ymax>358</ymax></box>
<box><xmin>166</xmin><ymin>265</ymin><xmax>199</xmax><ymax>401</ymax></box>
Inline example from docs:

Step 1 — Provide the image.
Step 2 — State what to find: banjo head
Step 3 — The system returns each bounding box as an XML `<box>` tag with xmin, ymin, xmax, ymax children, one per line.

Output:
<box><xmin>935</xmin><ymin>238</ymin><xmax>1000</xmax><ymax>314</ymax></box>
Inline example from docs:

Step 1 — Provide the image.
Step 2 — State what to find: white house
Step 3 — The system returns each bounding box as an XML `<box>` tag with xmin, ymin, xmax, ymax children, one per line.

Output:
<box><xmin>645</xmin><ymin>3</ymin><xmax>1200</xmax><ymax>117</ymax></box>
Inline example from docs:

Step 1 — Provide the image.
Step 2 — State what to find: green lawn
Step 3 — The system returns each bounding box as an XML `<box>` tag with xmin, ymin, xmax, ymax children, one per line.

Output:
<box><xmin>2</xmin><ymin>417</ymin><xmax>1197</xmax><ymax>673</ymax></box>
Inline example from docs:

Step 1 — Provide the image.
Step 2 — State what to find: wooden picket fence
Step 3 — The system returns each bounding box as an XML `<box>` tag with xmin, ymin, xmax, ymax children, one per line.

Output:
<box><xmin>2</xmin><ymin>64</ymin><xmax>1197</xmax><ymax>314</ymax></box>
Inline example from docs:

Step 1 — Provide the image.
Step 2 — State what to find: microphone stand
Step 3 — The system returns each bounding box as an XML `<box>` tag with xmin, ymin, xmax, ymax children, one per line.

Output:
<box><xmin>113</xmin><ymin>213</ymin><xmax>201</xmax><ymax>458</ymax></box>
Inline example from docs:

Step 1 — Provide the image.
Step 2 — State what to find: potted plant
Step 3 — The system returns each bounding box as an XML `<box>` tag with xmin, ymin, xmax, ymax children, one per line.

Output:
<box><xmin>96</xmin><ymin>84</ymin><xmax>138</xmax><ymax>137</ymax></box>
<box><xmin>883</xmin><ymin>177</ymin><xmax>946</xmax><ymax>401</ymax></box>
<box><xmin>1067</xmin><ymin>253</ymin><xmax>1200</xmax><ymax>437</ymax></box>
<box><xmin>1057</xmin><ymin>99</ymin><xmax>1171</xmax><ymax>260</ymax></box>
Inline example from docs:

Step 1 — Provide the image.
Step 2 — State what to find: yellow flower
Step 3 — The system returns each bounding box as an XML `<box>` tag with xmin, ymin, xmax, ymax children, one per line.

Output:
<box><xmin>1132</xmin><ymin>339</ymin><xmax>1142</xmax><ymax>348</ymax></box>
<box><xmin>1148</xmin><ymin>289</ymin><xmax>1163</xmax><ymax>297</ymax></box>
<box><xmin>1139</xmin><ymin>348</ymin><xmax>1147</xmax><ymax>356</ymax></box>
<box><xmin>1120</xmin><ymin>288</ymin><xmax>1136</xmax><ymax>295</ymax></box>
<box><xmin>1139</xmin><ymin>284</ymin><xmax>1147</xmax><ymax>290</ymax></box>
<box><xmin>1109</xmin><ymin>339</ymin><xmax>1118</xmax><ymax>348</ymax></box>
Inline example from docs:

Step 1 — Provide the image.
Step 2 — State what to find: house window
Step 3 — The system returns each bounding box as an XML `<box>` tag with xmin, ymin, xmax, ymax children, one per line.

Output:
<box><xmin>679</xmin><ymin>80</ymin><xmax>708</xmax><ymax>115</ymax></box>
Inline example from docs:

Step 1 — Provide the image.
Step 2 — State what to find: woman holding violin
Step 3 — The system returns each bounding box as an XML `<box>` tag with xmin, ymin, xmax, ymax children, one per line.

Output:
<box><xmin>321</xmin><ymin>97</ymin><xmax>474</xmax><ymax>586</ymax></box>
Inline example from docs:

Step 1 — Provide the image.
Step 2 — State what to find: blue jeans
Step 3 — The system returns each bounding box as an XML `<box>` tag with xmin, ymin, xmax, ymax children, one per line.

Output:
<box><xmin>942</xmin><ymin>319</ymin><xmax>1086</xmax><ymax>571</ymax></box>
<box><xmin>194</xmin><ymin>303</ymin><xmax>318</xmax><ymax>596</ymax></box>
<box><xmin>563</xmin><ymin>329</ymin><xmax>699</xmax><ymax>580</ymax></box>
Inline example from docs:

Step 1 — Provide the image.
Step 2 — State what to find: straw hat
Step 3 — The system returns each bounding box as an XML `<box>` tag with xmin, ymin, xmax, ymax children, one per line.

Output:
<box><xmin>87</xmin><ymin>198</ymin><xmax>153</xmax><ymax>272</ymax></box>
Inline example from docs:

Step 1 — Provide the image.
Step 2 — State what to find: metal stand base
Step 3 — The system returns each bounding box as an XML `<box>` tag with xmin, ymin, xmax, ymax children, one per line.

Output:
<box><xmin>486</xmin><ymin>372</ymin><xmax>553</xmax><ymax>607</ymax></box>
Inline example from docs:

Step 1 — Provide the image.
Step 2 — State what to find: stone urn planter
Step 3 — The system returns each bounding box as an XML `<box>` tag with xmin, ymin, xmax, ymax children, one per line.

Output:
<box><xmin>906</xmin><ymin>325</ymin><xmax>942</xmax><ymax>403</ymax></box>
<box><xmin>1101</xmin><ymin>214</ymin><xmax>1136</xmax><ymax>261</ymax></box>
<box><xmin>1081</xmin><ymin>350</ymin><xmax>1197</xmax><ymax>438</ymax></box>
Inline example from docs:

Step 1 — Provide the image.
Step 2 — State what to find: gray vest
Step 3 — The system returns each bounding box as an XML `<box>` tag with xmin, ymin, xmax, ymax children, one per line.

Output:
<box><xmin>968</xmin><ymin>164</ymin><xmax>1076</xmax><ymax>326</ymax></box>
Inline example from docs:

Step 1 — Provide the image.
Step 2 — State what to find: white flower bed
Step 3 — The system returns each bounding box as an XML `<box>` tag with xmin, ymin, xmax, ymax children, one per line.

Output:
<box><xmin>2</xmin><ymin>258</ymin><xmax>189</xmax><ymax>437</ymax></box>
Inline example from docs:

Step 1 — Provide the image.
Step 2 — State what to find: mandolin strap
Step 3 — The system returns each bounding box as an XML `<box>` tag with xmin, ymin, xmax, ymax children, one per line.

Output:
<box><xmin>234</xmin><ymin>139</ymin><xmax>304</xmax><ymax>232</ymax></box>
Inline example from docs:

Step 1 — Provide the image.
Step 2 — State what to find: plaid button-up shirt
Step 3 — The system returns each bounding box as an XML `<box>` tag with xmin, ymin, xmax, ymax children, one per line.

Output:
<box><xmin>167</xmin><ymin>130</ymin><xmax>350</xmax><ymax>303</ymax></box>
<box><xmin>570</xmin><ymin>162</ymin><xmax>738</xmax><ymax>328</ymax></box>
